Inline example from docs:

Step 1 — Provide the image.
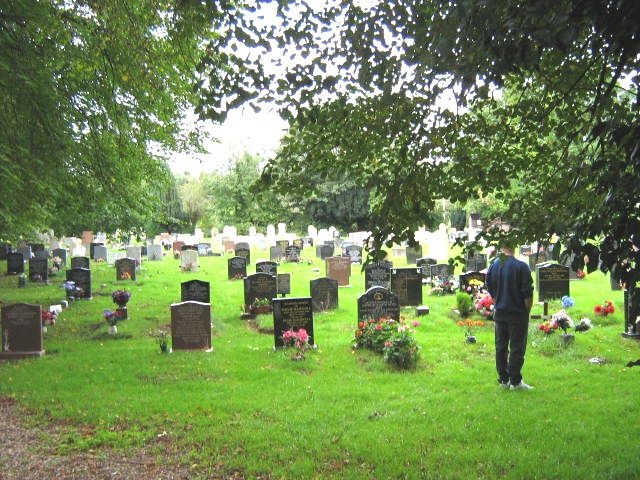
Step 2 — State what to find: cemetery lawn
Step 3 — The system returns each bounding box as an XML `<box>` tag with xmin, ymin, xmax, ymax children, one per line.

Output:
<box><xmin>0</xmin><ymin>250</ymin><xmax>638</xmax><ymax>479</ymax></box>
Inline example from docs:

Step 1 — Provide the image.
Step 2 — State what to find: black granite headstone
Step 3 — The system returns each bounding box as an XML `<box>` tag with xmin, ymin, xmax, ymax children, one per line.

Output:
<box><xmin>171</xmin><ymin>301</ymin><xmax>211</xmax><ymax>351</ymax></box>
<box><xmin>228</xmin><ymin>256</ymin><xmax>247</xmax><ymax>280</ymax></box>
<box><xmin>364</xmin><ymin>260</ymin><xmax>393</xmax><ymax>290</ymax></box>
<box><xmin>28</xmin><ymin>258</ymin><xmax>48</xmax><ymax>282</ymax></box>
<box><xmin>536</xmin><ymin>263</ymin><xmax>569</xmax><ymax>301</ymax></box>
<box><xmin>272</xmin><ymin>297</ymin><xmax>314</xmax><ymax>348</ymax></box>
<box><xmin>115</xmin><ymin>257</ymin><xmax>136</xmax><ymax>281</ymax></box>
<box><xmin>71</xmin><ymin>256</ymin><xmax>90</xmax><ymax>270</ymax></box>
<box><xmin>357</xmin><ymin>287</ymin><xmax>400</xmax><ymax>322</ymax></box>
<box><xmin>181</xmin><ymin>279</ymin><xmax>211</xmax><ymax>304</ymax></box>
<box><xmin>243</xmin><ymin>273</ymin><xmax>277</xmax><ymax>307</ymax></box>
<box><xmin>310</xmin><ymin>277</ymin><xmax>338</xmax><ymax>312</ymax></box>
<box><xmin>65</xmin><ymin>267</ymin><xmax>92</xmax><ymax>298</ymax></box>
<box><xmin>6</xmin><ymin>252</ymin><xmax>24</xmax><ymax>275</ymax></box>
<box><xmin>391</xmin><ymin>267</ymin><xmax>423</xmax><ymax>306</ymax></box>
<box><xmin>256</xmin><ymin>261</ymin><xmax>278</xmax><ymax>276</ymax></box>
<box><xmin>0</xmin><ymin>303</ymin><xmax>44</xmax><ymax>358</ymax></box>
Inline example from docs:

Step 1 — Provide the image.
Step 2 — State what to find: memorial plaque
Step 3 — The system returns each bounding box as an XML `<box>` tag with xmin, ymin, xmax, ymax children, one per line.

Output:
<box><xmin>228</xmin><ymin>256</ymin><xmax>247</xmax><ymax>280</ymax></box>
<box><xmin>65</xmin><ymin>267</ymin><xmax>92</xmax><ymax>298</ymax></box>
<box><xmin>536</xmin><ymin>263</ymin><xmax>569</xmax><ymax>301</ymax></box>
<box><xmin>243</xmin><ymin>273</ymin><xmax>277</xmax><ymax>307</ymax></box>
<box><xmin>326</xmin><ymin>256</ymin><xmax>351</xmax><ymax>286</ymax></box>
<box><xmin>256</xmin><ymin>261</ymin><xmax>278</xmax><ymax>276</ymax></box>
<box><xmin>147</xmin><ymin>244</ymin><xmax>163</xmax><ymax>261</ymax></box>
<box><xmin>0</xmin><ymin>303</ymin><xmax>44</xmax><ymax>358</ymax></box>
<box><xmin>357</xmin><ymin>287</ymin><xmax>400</xmax><ymax>322</ymax></box>
<box><xmin>180</xmin><ymin>249</ymin><xmax>198</xmax><ymax>271</ymax></box>
<box><xmin>181</xmin><ymin>279</ymin><xmax>210</xmax><ymax>304</ymax></box>
<box><xmin>28</xmin><ymin>258</ymin><xmax>48</xmax><ymax>282</ymax></box>
<box><xmin>364</xmin><ymin>260</ymin><xmax>393</xmax><ymax>290</ymax></box>
<box><xmin>277</xmin><ymin>273</ymin><xmax>291</xmax><ymax>296</ymax></box>
<box><xmin>272</xmin><ymin>297</ymin><xmax>314</xmax><ymax>348</ymax></box>
<box><xmin>285</xmin><ymin>245</ymin><xmax>301</xmax><ymax>262</ymax></box>
<box><xmin>115</xmin><ymin>257</ymin><xmax>136</xmax><ymax>281</ymax></box>
<box><xmin>391</xmin><ymin>267</ymin><xmax>423</xmax><ymax>306</ymax></box>
<box><xmin>345</xmin><ymin>244</ymin><xmax>363</xmax><ymax>264</ymax></box>
<box><xmin>235</xmin><ymin>243</ymin><xmax>251</xmax><ymax>264</ymax></box>
<box><xmin>93</xmin><ymin>245</ymin><xmax>108</xmax><ymax>262</ymax></box>
<box><xmin>171</xmin><ymin>301</ymin><xmax>211</xmax><ymax>351</ymax></box>
<box><xmin>406</xmin><ymin>245</ymin><xmax>423</xmax><ymax>265</ymax></box>
<box><xmin>316</xmin><ymin>244</ymin><xmax>334</xmax><ymax>260</ymax></box>
<box><xmin>71</xmin><ymin>256</ymin><xmax>90</xmax><ymax>270</ymax></box>
<box><xmin>269</xmin><ymin>246</ymin><xmax>283</xmax><ymax>262</ymax></box>
<box><xmin>6</xmin><ymin>252</ymin><xmax>24</xmax><ymax>275</ymax></box>
<box><xmin>310</xmin><ymin>277</ymin><xmax>338</xmax><ymax>312</ymax></box>
<box><xmin>52</xmin><ymin>248</ymin><xmax>67</xmax><ymax>267</ymax></box>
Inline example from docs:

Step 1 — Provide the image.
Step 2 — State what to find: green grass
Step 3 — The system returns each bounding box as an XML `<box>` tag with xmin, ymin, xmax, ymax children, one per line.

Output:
<box><xmin>0</xmin><ymin>248</ymin><xmax>638</xmax><ymax>479</ymax></box>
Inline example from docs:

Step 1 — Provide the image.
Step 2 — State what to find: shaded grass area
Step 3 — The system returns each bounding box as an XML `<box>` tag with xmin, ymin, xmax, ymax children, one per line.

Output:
<box><xmin>0</xmin><ymin>249</ymin><xmax>638</xmax><ymax>479</ymax></box>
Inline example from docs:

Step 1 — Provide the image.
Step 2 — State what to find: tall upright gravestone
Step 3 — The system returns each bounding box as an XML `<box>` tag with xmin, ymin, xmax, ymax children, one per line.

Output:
<box><xmin>7</xmin><ymin>252</ymin><xmax>24</xmax><ymax>275</ymax></box>
<box><xmin>28</xmin><ymin>258</ymin><xmax>48</xmax><ymax>282</ymax></box>
<box><xmin>272</xmin><ymin>297</ymin><xmax>315</xmax><ymax>348</ymax></box>
<box><xmin>228</xmin><ymin>256</ymin><xmax>247</xmax><ymax>280</ymax></box>
<box><xmin>357</xmin><ymin>287</ymin><xmax>400</xmax><ymax>322</ymax></box>
<box><xmin>326</xmin><ymin>256</ymin><xmax>351</xmax><ymax>286</ymax></box>
<box><xmin>391</xmin><ymin>268</ymin><xmax>423</xmax><ymax>306</ymax></box>
<box><xmin>536</xmin><ymin>263</ymin><xmax>569</xmax><ymax>302</ymax></box>
<box><xmin>310</xmin><ymin>277</ymin><xmax>338</xmax><ymax>312</ymax></box>
<box><xmin>115</xmin><ymin>257</ymin><xmax>136</xmax><ymax>281</ymax></box>
<box><xmin>0</xmin><ymin>303</ymin><xmax>44</xmax><ymax>358</ymax></box>
<box><xmin>181</xmin><ymin>279</ymin><xmax>210</xmax><ymax>304</ymax></box>
<box><xmin>364</xmin><ymin>260</ymin><xmax>393</xmax><ymax>290</ymax></box>
<box><xmin>66</xmin><ymin>267</ymin><xmax>92</xmax><ymax>298</ymax></box>
<box><xmin>71</xmin><ymin>256</ymin><xmax>90</xmax><ymax>270</ymax></box>
<box><xmin>171</xmin><ymin>301</ymin><xmax>212</xmax><ymax>351</ymax></box>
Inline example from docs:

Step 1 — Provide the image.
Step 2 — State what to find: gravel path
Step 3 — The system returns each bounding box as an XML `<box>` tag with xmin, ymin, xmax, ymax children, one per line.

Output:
<box><xmin>0</xmin><ymin>397</ymin><xmax>193</xmax><ymax>479</ymax></box>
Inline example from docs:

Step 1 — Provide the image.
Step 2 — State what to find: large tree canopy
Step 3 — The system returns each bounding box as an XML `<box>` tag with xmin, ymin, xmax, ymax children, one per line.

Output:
<box><xmin>0</xmin><ymin>0</ymin><xmax>248</xmax><ymax>240</ymax></box>
<box><xmin>197</xmin><ymin>0</ymin><xmax>640</xmax><ymax>283</ymax></box>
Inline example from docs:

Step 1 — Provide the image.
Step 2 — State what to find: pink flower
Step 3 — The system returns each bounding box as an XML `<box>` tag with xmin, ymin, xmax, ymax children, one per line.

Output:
<box><xmin>297</xmin><ymin>328</ymin><xmax>309</xmax><ymax>343</ymax></box>
<box><xmin>412</xmin><ymin>321</ymin><xmax>420</xmax><ymax>327</ymax></box>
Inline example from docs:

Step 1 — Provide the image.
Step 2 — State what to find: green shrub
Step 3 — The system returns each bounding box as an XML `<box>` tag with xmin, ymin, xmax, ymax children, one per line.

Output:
<box><xmin>456</xmin><ymin>291</ymin><xmax>474</xmax><ymax>317</ymax></box>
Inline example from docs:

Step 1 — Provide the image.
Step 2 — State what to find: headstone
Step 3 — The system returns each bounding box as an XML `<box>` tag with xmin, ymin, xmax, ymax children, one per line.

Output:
<box><xmin>357</xmin><ymin>287</ymin><xmax>400</xmax><ymax>322</ymax></box>
<box><xmin>326</xmin><ymin>256</ymin><xmax>351</xmax><ymax>286</ymax></box>
<box><xmin>345</xmin><ymin>244</ymin><xmax>363</xmax><ymax>264</ymax></box>
<box><xmin>115</xmin><ymin>257</ymin><xmax>136</xmax><ymax>281</ymax></box>
<box><xmin>316</xmin><ymin>244</ymin><xmax>333</xmax><ymax>260</ymax></box>
<box><xmin>107</xmin><ymin>251</ymin><xmax>126</xmax><ymax>265</ymax></box>
<box><xmin>93</xmin><ymin>245</ymin><xmax>108</xmax><ymax>262</ymax></box>
<box><xmin>277</xmin><ymin>273</ymin><xmax>291</xmax><ymax>297</ymax></box>
<box><xmin>272</xmin><ymin>297</ymin><xmax>315</xmax><ymax>348</ymax></box>
<box><xmin>6</xmin><ymin>252</ymin><xmax>24</xmax><ymax>274</ymax></box>
<box><xmin>269</xmin><ymin>246</ymin><xmax>283</xmax><ymax>262</ymax></box>
<box><xmin>172</xmin><ymin>241</ymin><xmax>185</xmax><ymax>257</ymax></box>
<box><xmin>140</xmin><ymin>245</ymin><xmax>147</xmax><ymax>257</ymax></box>
<box><xmin>256</xmin><ymin>261</ymin><xmax>278</xmax><ymax>276</ymax></box>
<box><xmin>243</xmin><ymin>273</ymin><xmax>277</xmax><ymax>307</ymax></box>
<box><xmin>65</xmin><ymin>267</ymin><xmax>92</xmax><ymax>298</ymax></box>
<box><xmin>459</xmin><ymin>271</ymin><xmax>487</xmax><ymax>293</ymax></box>
<box><xmin>536</xmin><ymin>263</ymin><xmax>570</xmax><ymax>301</ymax></box>
<box><xmin>70</xmin><ymin>256</ymin><xmax>90</xmax><ymax>270</ymax></box>
<box><xmin>417</xmin><ymin>257</ymin><xmax>437</xmax><ymax>277</ymax></box>
<box><xmin>430</xmin><ymin>263</ymin><xmax>451</xmax><ymax>281</ymax></box>
<box><xmin>0</xmin><ymin>303</ymin><xmax>44</xmax><ymax>358</ymax></box>
<box><xmin>391</xmin><ymin>267</ymin><xmax>423</xmax><ymax>306</ymax></box>
<box><xmin>147</xmin><ymin>244</ymin><xmax>163</xmax><ymax>261</ymax></box>
<box><xmin>33</xmin><ymin>249</ymin><xmax>49</xmax><ymax>261</ymax></box>
<box><xmin>235</xmin><ymin>242</ymin><xmax>251</xmax><ymax>264</ymax></box>
<box><xmin>528</xmin><ymin>250</ymin><xmax>550</xmax><ymax>270</ymax></box>
<box><xmin>0</xmin><ymin>243</ymin><xmax>10</xmax><ymax>261</ymax></box>
<box><xmin>310</xmin><ymin>277</ymin><xmax>339</xmax><ymax>312</ymax></box>
<box><xmin>292</xmin><ymin>238</ymin><xmax>304</xmax><ymax>250</ymax></box>
<box><xmin>126</xmin><ymin>246</ymin><xmax>142</xmax><ymax>266</ymax></box>
<box><xmin>465</xmin><ymin>253</ymin><xmax>487</xmax><ymax>272</ymax></box>
<box><xmin>81</xmin><ymin>230</ymin><xmax>94</xmax><ymax>246</ymax></box>
<box><xmin>170</xmin><ymin>301</ymin><xmax>211</xmax><ymax>351</ymax></box>
<box><xmin>520</xmin><ymin>245</ymin><xmax>532</xmax><ymax>256</ymax></box>
<box><xmin>228</xmin><ymin>256</ymin><xmax>247</xmax><ymax>280</ymax></box>
<box><xmin>89</xmin><ymin>242</ymin><xmax>104</xmax><ymax>260</ymax></box>
<box><xmin>364</xmin><ymin>260</ymin><xmax>393</xmax><ymax>290</ymax></box>
<box><xmin>181</xmin><ymin>249</ymin><xmax>198</xmax><ymax>272</ymax></box>
<box><xmin>51</xmin><ymin>248</ymin><xmax>67</xmax><ymax>266</ymax></box>
<box><xmin>181</xmin><ymin>244</ymin><xmax>198</xmax><ymax>252</ymax></box>
<box><xmin>17</xmin><ymin>245</ymin><xmax>32</xmax><ymax>261</ymax></box>
<box><xmin>181</xmin><ymin>279</ymin><xmax>210</xmax><ymax>304</ymax></box>
<box><xmin>197</xmin><ymin>243</ymin><xmax>212</xmax><ymax>256</ymax></box>
<box><xmin>223</xmin><ymin>239</ymin><xmax>235</xmax><ymax>252</ymax></box>
<box><xmin>29</xmin><ymin>243</ymin><xmax>45</xmax><ymax>257</ymax></box>
<box><xmin>276</xmin><ymin>239</ymin><xmax>289</xmax><ymax>252</ymax></box>
<box><xmin>406</xmin><ymin>245</ymin><xmax>423</xmax><ymax>265</ymax></box>
<box><xmin>285</xmin><ymin>245</ymin><xmax>301</xmax><ymax>262</ymax></box>
<box><xmin>28</xmin><ymin>258</ymin><xmax>48</xmax><ymax>282</ymax></box>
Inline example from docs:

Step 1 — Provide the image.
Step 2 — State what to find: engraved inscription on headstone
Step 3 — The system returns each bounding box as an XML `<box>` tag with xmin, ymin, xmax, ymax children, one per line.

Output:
<box><xmin>243</xmin><ymin>273</ymin><xmax>277</xmax><ymax>307</ymax></box>
<box><xmin>171</xmin><ymin>301</ymin><xmax>211</xmax><ymax>351</ymax></box>
<box><xmin>536</xmin><ymin>263</ymin><xmax>569</xmax><ymax>301</ymax></box>
<box><xmin>228</xmin><ymin>256</ymin><xmax>247</xmax><ymax>280</ymax></box>
<box><xmin>364</xmin><ymin>260</ymin><xmax>393</xmax><ymax>290</ymax></box>
<box><xmin>181</xmin><ymin>279</ymin><xmax>210</xmax><ymax>304</ymax></box>
<box><xmin>326</xmin><ymin>256</ymin><xmax>351</xmax><ymax>286</ymax></box>
<box><xmin>277</xmin><ymin>273</ymin><xmax>291</xmax><ymax>296</ymax></box>
<box><xmin>256</xmin><ymin>261</ymin><xmax>278</xmax><ymax>276</ymax></box>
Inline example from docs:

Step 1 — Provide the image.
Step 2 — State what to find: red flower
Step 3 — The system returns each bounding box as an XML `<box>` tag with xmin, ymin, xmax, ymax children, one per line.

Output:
<box><xmin>594</xmin><ymin>305</ymin><xmax>603</xmax><ymax>314</ymax></box>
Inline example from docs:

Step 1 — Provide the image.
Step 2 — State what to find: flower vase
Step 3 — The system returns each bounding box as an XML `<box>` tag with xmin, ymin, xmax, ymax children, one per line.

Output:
<box><xmin>291</xmin><ymin>352</ymin><xmax>305</xmax><ymax>361</ymax></box>
<box><xmin>108</xmin><ymin>324</ymin><xmax>118</xmax><ymax>335</ymax></box>
<box><xmin>42</xmin><ymin>325</ymin><xmax>47</xmax><ymax>333</ymax></box>
<box><xmin>160</xmin><ymin>342</ymin><xmax>168</xmax><ymax>353</ymax></box>
<box><xmin>465</xmin><ymin>335</ymin><xmax>477</xmax><ymax>344</ymax></box>
<box><xmin>560</xmin><ymin>333</ymin><xmax>574</xmax><ymax>346</ymax></box>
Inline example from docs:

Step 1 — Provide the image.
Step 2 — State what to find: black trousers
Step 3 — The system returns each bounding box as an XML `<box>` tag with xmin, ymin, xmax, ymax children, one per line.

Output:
<box><xmin>494</xmin><ymin>310</ymin><xmax>529</xmax><ymax>385</ymax></box>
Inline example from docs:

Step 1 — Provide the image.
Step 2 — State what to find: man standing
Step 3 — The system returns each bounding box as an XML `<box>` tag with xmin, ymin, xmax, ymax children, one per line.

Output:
<box><xmin>486</xmin><ymin>240</ymin><xmax>534</xmax><ymax>390</ymax></box>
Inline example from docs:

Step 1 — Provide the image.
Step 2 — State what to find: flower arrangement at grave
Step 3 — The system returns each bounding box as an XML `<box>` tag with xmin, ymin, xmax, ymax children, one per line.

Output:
<box><xmin>594</xmin><ymin>300</ymin><xmax>615</xmax><ymax>317</ymax></box>
<box><xmin>475</xmin><ymin>293</ymin><xmax>494</xmax><ymax>318</ymax></box>
<box><xmin>62</xmin><ymin>280</ymin><xmax>83</xmax><ymax>300</ymax></box>
<box><xmin>464</xmin><ymin>278</ymin><xmax>486</xmax><ymax>296</ymax></box>
<box><xmin>576</xmin><ymin>269</ymin><xmax>586</xmax><ymax>279</ymax></box>
<box><xmin>561</xmin><ymin>295</ymin><xmax>575</xmax><ymax>309</ymax></box>
<box><xmin>282</xmin><ymin>328</ymin><xmax>310</xmax><ymax>360</ymax></box>
<box><xmin>119</xmin><ymin>271</ymin><xmax>132</xmax><ymax>280</ymax></box>
<box><xmin>247</xmin><ymin>298</ymin><xmax>272</xmax><ymax>315</ymax></box>
<box><xmin>430</xmin><ymin>277</ymin><xmax>457</xmax><ymax>296</ymax></box>
<box><xmin>150</xmin><ymin>328</ymin><xmax>170</xmax><ymax>353</ymax></box>
<box><xmin>538</xmin><ymin>309</ymin><xmax>575</xmax><ymax>336</ymax></box>
<box><xmin>574</xmin><ymin>317</ymin><xmax>593</xmax><ymax>332</ymax></box>
<box><xmin>41</xmin><ymin>309</ymin><xmax>57</xmax><ymax>332</ymax></box>
<box><xmin>48</xmin><ymin>256</ymin><xmax>62</xmax><ymax>275</ymax></box>
<box><xmin>353</xmin><ymin>316</ymin><xmax>420</xmax><ymax>370</ymax></box>
<box><xmin>104</xmin><ymin>308</ymin><xmax>125</xmax><ymax>335</ymax></box>
<box><xmin>112</xmin><ymin>289</ymin><xmax>131</xmax><ymax>320</ymax></box>
<box><xmin>457</xmin><ymin>318</ymin><xmax>485</xmax><ymax>343</ymax></box>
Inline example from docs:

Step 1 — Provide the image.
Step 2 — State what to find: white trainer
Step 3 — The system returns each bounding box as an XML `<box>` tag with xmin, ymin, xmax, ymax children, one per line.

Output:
<box><xmin>510</xmin><ymin>381</ymin><xmax>534</xmax><ymax>390</ymax></box>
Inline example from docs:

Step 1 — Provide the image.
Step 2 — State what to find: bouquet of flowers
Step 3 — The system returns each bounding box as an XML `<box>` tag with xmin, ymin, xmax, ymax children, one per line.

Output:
<box><xmin>457</xmin><ymin>318</ymin><xmax>485</xmax><ymax>343</ymax></box>
<box><xmin>103</xmin><ymin>309</ymin><xmax>124</xmax><ymax>326</ymax></box>
<box><xmin>538</xmin><ymin>320</ymin><xmax>558</xmax><ymax>334</ymax></box>
<box><xmin>594</xmin><ymin>300</ymin><xmax>615</xmax><ymax>317</ymax></box>
<box><xmin>430</xmin><ymin>277</ymin><xmax>458</xmax><ymax>296</ymax></box>
<box><xmin>574</xmin><ymin>317</ymin><xmax>593</xmax><ymax>332</ymax></box>
<box><xmin>41</xmin><ymin>309</ymin><xmax>57</xmax><ymax>327</ymax></box>
<box><xmin>112</xmin><ymin>289</ymin><xmax>131</xmax><ymax>307</ymax></box>
<box><xmin>475</xmin><ymin>293</ymin><xmax>494</xmax><ymax>318</ymax></box>
<box><xmin>550</xmin><ymin>309</ymin><xmax>574</xmax><ymax>334</ymax></box>
<box><xmin>561</xmin><ymin>295</ymin><xmax>575</xmax><ymax>309</ymax></box>
<box><xmin>282</xmin><ymin>328</ymin><xmax>310</xmax><ymax>360</ymax></box>
<box><xmin>62</xmin><ymin>280</ymin><xmax>83</xmax><ymax>299</ymax></box>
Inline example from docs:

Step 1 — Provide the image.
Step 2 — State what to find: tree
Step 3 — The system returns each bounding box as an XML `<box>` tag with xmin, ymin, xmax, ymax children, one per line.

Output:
<box><xmin>0</xmin><ymin>0</ymin><xmax>245</xmax><ymax>240</ymax></box>
<box><xmin>179</xmin><ymin>176</ymin><xmax>208</xmax><ymax>231</ymax></box>
<box><xmin>195</xmin><ymin>0</ymin><xmax>640</xmax><ymax>281</ymax></box>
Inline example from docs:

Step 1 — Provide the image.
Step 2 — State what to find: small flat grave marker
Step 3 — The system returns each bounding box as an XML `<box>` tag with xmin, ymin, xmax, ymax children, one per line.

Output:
<box><xmin>272</xmin><ymin>297</ymin><xmax>314</xmax><ymax>348</ymax></box>
<box><xmin>171</xmin><ymin>301</ymin><xmax>211</xmax><ymax>351</ymax></box>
